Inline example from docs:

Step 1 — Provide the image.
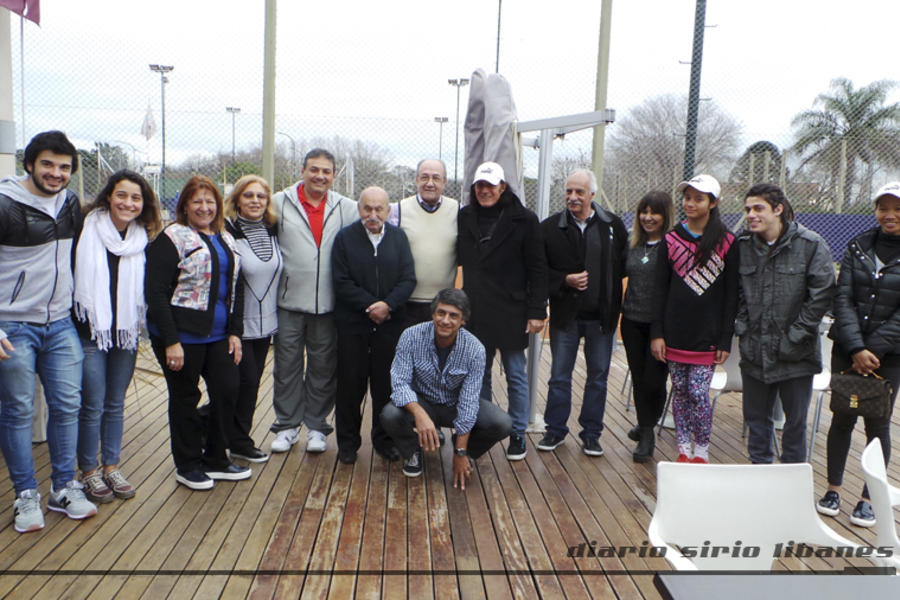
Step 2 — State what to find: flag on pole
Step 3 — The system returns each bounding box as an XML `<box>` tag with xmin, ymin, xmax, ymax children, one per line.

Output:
<box><xmin>141</xmin><ymin>104</ymin><xmax>157</xmax><ymax>141</ymax></box>
<box><xmin>0</xmin><ymin>0</ymin><xmax>40</xmax><ymax>25</ymax></box>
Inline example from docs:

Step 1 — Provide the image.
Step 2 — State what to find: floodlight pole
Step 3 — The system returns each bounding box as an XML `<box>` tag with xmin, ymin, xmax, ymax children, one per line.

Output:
<box><xmin>226</xmin><ymin>106</ymin><xmax>240</xmax><ymax>166</ymax></box>
<box><xmin>448</xmin><ymin>78</ymin><xmax>469</xmax><ymax>197</ymax></box>
<box><xmin>434</xmin><ymin>117</ymin><xmax>448</xmax><ymax>161</ymax></box>
<box><xmin>149</xmin><ymin>64</ymin><xmax>173</xmax><ymax>197</ymax></box>
<box><xmin>683</xmin><ymin>0</ymin><xmax>707</xmax><ymax>181</ymax></box>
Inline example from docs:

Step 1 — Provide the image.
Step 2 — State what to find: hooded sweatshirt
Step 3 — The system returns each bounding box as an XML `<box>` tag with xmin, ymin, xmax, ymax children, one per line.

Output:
<box><xmin>0</xmin><ymin>175</ymin><xmax>82</xmax><ymax>340</ymax></box>
<box><xmin>274</xmin><ymin>182</ymin><xmax>357</xmax><ymax>314</ymax></box>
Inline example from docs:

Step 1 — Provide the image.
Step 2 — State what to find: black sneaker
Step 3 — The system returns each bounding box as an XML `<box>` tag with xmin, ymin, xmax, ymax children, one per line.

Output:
<box><xmin>850</xmin><ymin>500</ymin><xmax>876</xmax><ymax>527</ymax></box>
<box><xmin>338</xmin><ymin>448</ymin><xmax>358</xmax><ymax>465</ymax></box>
<box><xmin>582</xmin><ymin>438</ymin><xmax>604</xmax><ymax>457</ymax></box>
<box><xmin>403</xmin><ymin>448</ymin><xmax>423</xmax><ymax>477</ymax></box>
<box><xmin>536</xmin><ymin>432</ymin><xmax>565</xmax><ymax>451</ymax></box>
<box><xmin>230</xmin><ymin>447</ymin><xmax>270</xmax><ymax>463</ymax></box>
<box><xmin>627</xmin><ymin>425</ymin><xmax>641</xmax><ymax>442</ymax></box>
<box><xmin>176</xmin><ymin>470</ymin><xmax>214</xmax><ymax>491</ymax></box>
<box><xmin>816</xmin><ymin>490</ymin><xmax>840</xmax><ymax>517</ymax></box>
<box><xmin>205</xmin><ymin>463</ymin><xmax>252</xmax><ymax>481</ymax></box>
<box><xmin>507</xmin><ymin>435</ymin><xmax>527</xmax><ymax>461</ymax></box>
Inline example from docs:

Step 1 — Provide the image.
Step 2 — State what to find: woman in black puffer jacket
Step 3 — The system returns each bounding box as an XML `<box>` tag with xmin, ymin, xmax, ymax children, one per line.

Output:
<box><xmin>817</xmin><ymin>182</ymin><xmax>900</xmax><ymax>528</ymax></box>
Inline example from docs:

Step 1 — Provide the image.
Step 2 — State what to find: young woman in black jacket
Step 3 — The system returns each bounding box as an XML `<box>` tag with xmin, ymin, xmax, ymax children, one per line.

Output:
<box><xmin>817</xmin><ymin>182</ymin><xmax>900</xmax><ymax>527</ymax></box>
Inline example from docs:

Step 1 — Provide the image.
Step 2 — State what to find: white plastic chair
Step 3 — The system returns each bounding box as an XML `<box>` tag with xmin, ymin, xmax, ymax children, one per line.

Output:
<box><xmin>860</xmin><ymin>439</ymin><xmax>900</xmax><ymax>567</ymax></box>
<box><xmin>808</xmin><ymin>322</ymin><xmax>835</xmax><ymax>461</ymax></box>
<box><xmin>648</xmin><ymin>462</ymin><xmax>858</xmax><ymax>570</ymax></box>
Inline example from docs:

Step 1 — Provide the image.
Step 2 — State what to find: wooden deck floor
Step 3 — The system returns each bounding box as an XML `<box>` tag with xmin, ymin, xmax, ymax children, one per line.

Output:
<box><xmin>0</xmin><ymin>339</ymin><xmax>898</xmax><ymax>599</ymax></box>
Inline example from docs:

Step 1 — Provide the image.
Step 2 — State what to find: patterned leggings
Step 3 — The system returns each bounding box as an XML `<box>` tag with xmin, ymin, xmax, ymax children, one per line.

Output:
<box><xmin>668</xmin><ymin>361</ymin><xmax>714</xmax><ymax>449</ymax></box>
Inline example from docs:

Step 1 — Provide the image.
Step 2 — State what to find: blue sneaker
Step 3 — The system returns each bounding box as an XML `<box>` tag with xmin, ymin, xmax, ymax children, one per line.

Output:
<box><xmin>176</xmin><ymin>470</ymin><xmax>214</xmax><ymax>491</ymax></box>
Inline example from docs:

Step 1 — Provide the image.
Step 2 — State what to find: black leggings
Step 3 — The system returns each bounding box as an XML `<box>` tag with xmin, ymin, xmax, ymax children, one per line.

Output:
<box><xmin>825</xmin><ymin>351</ymin><xmax>900</xmax><ymax>497</ymax></box>
<box><xmin>620</xmin><ymin>317</ymin><xmax>669</xmax><ymax>427</ymax></box>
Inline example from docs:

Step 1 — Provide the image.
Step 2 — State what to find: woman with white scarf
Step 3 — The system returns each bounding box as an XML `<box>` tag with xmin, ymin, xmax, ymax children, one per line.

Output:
<box><xmin>73</xmin><ymin>170</ymin><xmax>161</xmax><ymax>504</ymax></box>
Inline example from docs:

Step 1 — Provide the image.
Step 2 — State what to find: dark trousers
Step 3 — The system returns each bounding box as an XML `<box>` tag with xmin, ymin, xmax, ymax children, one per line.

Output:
<box><xmin>741</xmin><ymin>371</ymin><xmax>812</xmax><ymax>464</ymax></box>
<box><xmin>151</xmin><ymin>337</ymin><xmax>238</xmax><ymax>473</ymax></box>
<box><xmin>826</xmin><ymin>352</ymin><xmax>900</xmax><ymax>496</ymax></box>
<box><xmin>229</xmin><ymin>336</ymin><xmax>271</xmax><ymax>453</ymax></box>
<box><xmin>335</xmin><ymin>327</ymin><xmax>400</xmax><ymax>454</ymax></box>
<box><xmin>620</xmin><ymin>317</ymin><xmax>669</xmax><ymax>427</ymax></box>
<box><xmin>380</xmin><ymin>398</ymin><xmax>512</xmax><ymax>459</ymax></box>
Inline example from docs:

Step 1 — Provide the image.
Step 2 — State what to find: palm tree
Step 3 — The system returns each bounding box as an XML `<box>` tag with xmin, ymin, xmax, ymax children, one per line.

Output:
<box><xmin>791</xmin><ymin>78</ymin><xmax>900</xmax><ymax>211</ymax></box>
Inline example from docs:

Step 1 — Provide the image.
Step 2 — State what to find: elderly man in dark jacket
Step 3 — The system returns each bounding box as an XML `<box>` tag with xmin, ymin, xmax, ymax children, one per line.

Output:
<box><xmin>537</xmin><ymin>170</ymin><xmax>628</xmax><ymax>458</ymax></box>
<box><xmin>735</xmin><ymin>184</ymin><xmax>835</xmax><ymax>464</ymax></box>
<box><xmin>332</xmin><ymin>186</ymin><xmax>416</xmax><ymax>465</ymax></box>
<box><xmin>457</xmin><ymin>162</ymin><xmax>547</xmax><ymax>461</ymax></box>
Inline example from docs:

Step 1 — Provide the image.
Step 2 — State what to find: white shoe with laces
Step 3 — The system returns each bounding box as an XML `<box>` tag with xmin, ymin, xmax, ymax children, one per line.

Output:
<box><xmin>270</xmin><ymin>428</ymin><xmax>300</xmax><ymax>453</ymax></box>
<box><xmin>14</xmin><ymin>489</ymin><xmax>44</xmax><ymax>533</ymax></box>
<box><xmin>306</xmin><ymin>430</ymin><xmax>327</xmax><ymax>453</ymax></box>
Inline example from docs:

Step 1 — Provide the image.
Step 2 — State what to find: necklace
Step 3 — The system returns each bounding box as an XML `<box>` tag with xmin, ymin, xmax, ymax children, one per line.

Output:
<box><xmin>641</xmin><ymin>240</ymin><xmax>658</xmax><ymax>264</ymax></box>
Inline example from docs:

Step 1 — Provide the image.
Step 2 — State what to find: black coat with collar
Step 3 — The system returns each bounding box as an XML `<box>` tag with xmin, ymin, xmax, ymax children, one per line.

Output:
<box><xmin>457</xmin><ymin>189</ymin><xmax>548</xmax><ymax>350</ymax></box>
<box><xmin>331</xmin><ymin>220</ymin><xmax>416</xmax><ymax>335</ymax></box>
<box><xmin>540</xmin><ymin>203</ymin><xmax>628</xmax><ymax>331</ymax></box>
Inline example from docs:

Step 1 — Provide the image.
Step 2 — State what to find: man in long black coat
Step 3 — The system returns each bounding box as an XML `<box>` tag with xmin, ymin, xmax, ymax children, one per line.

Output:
<box><xmin>457</xmin><ymin>161</ymin><xmax>547</xmax><ymax>461</ymax></box>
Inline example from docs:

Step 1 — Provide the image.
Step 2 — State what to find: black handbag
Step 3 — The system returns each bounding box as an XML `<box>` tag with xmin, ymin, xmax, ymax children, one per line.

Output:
<box><xmin>830</xmin><ymin>371</ymin><xmax>893</xmax><ymax>420</ymax></box>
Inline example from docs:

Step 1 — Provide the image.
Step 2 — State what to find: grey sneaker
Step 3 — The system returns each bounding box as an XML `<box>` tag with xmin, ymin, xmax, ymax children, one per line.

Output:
<box><xmin>13</xmin><ymin>489</ymin><xmax>44</xmax><ymax>533</ymax></box>
<box><xmin>103</xmin><ymin>469</ymin><xmax>136</xmax><ymax>499</ymax></box>
<box><xmin>48</xmin><ymin>481</ymin><xmax>98</xmax><ymax>520</ymax></box>
<box><xmin>82</xmin><ymin>472</ymin><xmax>114</xmax><ymax>504</ymax></box>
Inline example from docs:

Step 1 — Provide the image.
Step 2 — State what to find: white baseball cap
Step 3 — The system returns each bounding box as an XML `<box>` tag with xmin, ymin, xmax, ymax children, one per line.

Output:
<box><xmin>676</xmin><ymin>174</ymin><xmax>721</xmax><ymax>199</ymax></box>
<box><xmin>874</xmin><ymin>181</ymin><xmax>900</xmax><ymax>203</ymax></box>
<box><xmin>472</xmin><ymin>161</ymin><xmax>505</xmax><ymax>186</ymax></box>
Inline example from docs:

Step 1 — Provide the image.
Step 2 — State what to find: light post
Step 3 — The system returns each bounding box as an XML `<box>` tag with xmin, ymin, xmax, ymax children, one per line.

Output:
<box><xmin>226</xmin><ymin>106</ymin><xmax>240</xmax><ymax>167</ymax></box>
<box><xmin>448</xmin><ymin>78</ymin><xmax>469</xmax><ymax>197</ymax></box>
<box><xmin>434</xmin><ymin>117</ymin><xmax>448</xmax><ymax>161</ymax></box>
<box><xmin>149</xmin><ymin>64</ymin><xmax>173</xmax><ymax>197</ymax></box>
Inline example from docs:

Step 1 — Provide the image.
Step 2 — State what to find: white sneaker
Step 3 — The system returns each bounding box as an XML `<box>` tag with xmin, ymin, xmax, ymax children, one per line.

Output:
<box><xmin>270</xmin><ymin>428</ymin><xmax>300</xmax><ymax>453</ymax></box>
<box><xmin>306</xmin><ymin>430</ymin><xmax>327</xmax><ymax>453</ymax></box>
<box><xmin>14</xmin><ymin>489</ymin><xmax>44</xmax><ymax>533</ymax></box>
<box><xmin>48</xmin><ymin>481</ymin><xmax>98</xmax><ymax>520</ymax></box>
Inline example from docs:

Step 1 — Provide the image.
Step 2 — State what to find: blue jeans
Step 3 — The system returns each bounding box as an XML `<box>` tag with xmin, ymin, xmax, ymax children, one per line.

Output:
<box><xmin>544</xmin><ymin>320</ymin><xmax>614</xmax><ymax>441</ymax></box>
<box><xmin>0</xmin><ymin>318</ymin><xmax>84</xmax><ymax>494</ymax></box>
<box><xmin>78</xmin><ymin>341</ymin><xmax>137</xmax><ymax>472</ymax></box>
<box><xmin>481</xmin><ymin>346</ymin><xmax>529</xmax><ymax>436</ymax></box>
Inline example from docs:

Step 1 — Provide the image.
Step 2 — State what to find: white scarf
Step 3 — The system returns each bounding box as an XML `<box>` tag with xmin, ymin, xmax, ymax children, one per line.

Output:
<box><xmin>74</xmin><ymin>209</ymin><xmax>148</xmax><ymax>350</ymax></box>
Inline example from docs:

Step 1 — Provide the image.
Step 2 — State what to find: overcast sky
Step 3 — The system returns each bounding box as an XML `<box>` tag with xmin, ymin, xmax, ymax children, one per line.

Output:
<box><xmin>6</xmin><ymin>0</ymin><xmax>900</xmax><ymax>172</ymax></box>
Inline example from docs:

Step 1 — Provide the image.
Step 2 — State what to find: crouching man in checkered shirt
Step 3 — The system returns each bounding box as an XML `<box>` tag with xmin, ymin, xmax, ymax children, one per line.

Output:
<box><xmin>381</xmin><ymin>288</ymin><xmax>512</xmax><ymax>488</ymax></box>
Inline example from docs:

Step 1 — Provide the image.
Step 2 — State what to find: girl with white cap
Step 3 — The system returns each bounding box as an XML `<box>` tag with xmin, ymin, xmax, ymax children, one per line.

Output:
<box><xmin>650</xmin><ymin>174</ymin><xmax>739</xmax><ymax>463</ymax></box>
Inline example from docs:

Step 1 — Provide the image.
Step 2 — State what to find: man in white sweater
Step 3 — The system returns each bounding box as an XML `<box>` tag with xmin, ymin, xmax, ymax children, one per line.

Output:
<box><xmin>388</xmin><ymin>159</ymin><xmax>459</xmax><ymax>328</ymax></box>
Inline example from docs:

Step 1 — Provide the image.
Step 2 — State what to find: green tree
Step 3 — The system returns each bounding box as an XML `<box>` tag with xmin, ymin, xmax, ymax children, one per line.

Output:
<box><xmin>791</xmin><ymin>78</ymin><xmax>900</xmax><ymax>212</ymax></box>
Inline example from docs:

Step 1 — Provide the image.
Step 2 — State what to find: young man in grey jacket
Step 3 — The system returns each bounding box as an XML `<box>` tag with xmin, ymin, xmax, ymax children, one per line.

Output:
<box><xmin>735</xmin><ymin>183</ymin><xmax>835</xmax><ymax>464</ymax></box>
<box><xmin>0</xmin><ymin>131</ymin><xmax>98</xmax><ymax>532</ymax></box>
<box><xmin>269</xmin><ymin>148</ymin><xmax>358</xmax><ymax>454</ymax></box>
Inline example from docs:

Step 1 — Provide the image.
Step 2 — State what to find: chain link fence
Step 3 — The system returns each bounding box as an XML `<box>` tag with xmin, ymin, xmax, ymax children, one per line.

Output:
<box><xmin>6</xmin><ymin>1</ymin><xmax>898</xmax><ymax>258</ymax></box>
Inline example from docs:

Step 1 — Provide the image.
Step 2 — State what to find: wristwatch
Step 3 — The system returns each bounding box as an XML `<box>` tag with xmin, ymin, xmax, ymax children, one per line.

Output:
<box><xmin>454</xmin><ymin>447</ymin><xmax>468</xmax><ymax>457</ymax></box>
